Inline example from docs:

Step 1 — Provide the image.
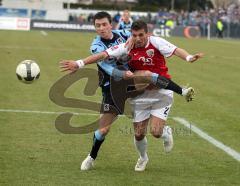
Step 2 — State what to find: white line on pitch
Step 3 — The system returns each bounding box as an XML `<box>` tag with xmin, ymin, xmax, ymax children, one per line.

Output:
<box><xmin>0</xmin><ymin>108</ymin><xmax>125</xmax><ymax>117</ymax></box>
<box><xmin>0</xmin><ymin>45</ymin><xmax>73</xmax><ymax>51</ymax></box>
<box><xmin>1</xmin><ymin>108</ymin><xmax>240</xmax><ymax>162</ymax></box>
<box><xmin>0</xmin><ymin>109</ymin><xmax>97</xmax><ymax>116</ymax></box>
<box><xmin>40</xmin><ymin>30</ymin><xmax>48</xmax><ymax>36</ymax></box>
<box><xmin>173</xmin><ymin>117</ymin><xmax>240</xmax><ymax>162</ymax></box>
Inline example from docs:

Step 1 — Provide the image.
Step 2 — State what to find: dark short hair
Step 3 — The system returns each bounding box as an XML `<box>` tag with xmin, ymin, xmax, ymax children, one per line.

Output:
<box><xmin>93</xmin><ymin>11</ymin><xmax>112</xmax><ymax>24</ymax></box>
<box><xmin>131</xmin><ymin>20</ymin><xmax>148</xmax><ymax>33</ymax></box>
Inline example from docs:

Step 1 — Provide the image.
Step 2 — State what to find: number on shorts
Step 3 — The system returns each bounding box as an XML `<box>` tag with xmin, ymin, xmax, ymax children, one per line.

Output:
<box><xmin>164</xmin><ymin>107</ymin><xmax>170</xmax><ymax>116</ymax></box>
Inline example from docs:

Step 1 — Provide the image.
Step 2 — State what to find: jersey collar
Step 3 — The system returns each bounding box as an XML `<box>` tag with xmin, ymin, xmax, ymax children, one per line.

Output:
<box><xmin>145</xmin><ymin>36</ymin><xmax>150</xmax><ymax>48</ymax></box>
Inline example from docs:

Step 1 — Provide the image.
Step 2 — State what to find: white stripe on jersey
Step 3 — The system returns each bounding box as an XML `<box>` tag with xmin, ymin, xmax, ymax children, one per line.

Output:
<box><xmin>105</xmin><ymin>43</ymin><xmax>128</xmax><ymax>58</ymax></box>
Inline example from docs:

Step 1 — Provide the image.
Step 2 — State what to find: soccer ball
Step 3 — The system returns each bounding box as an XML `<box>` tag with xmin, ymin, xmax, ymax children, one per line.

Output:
<box><xmin>16</xmin><ymin>60</ymin><xmax>40</xmax><ymax>83</ymax></box>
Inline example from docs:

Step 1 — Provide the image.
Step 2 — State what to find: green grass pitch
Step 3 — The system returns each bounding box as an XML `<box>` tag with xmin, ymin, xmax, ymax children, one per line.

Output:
<box><xmin>0</xmin><ymin>30</ymin><xmax>240</xmax><ymax>185</ymax></box>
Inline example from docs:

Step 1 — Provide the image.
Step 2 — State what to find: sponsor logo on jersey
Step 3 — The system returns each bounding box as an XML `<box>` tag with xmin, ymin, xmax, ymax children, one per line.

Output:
<box><xmin>133</xmin><ymin>52</ymin><xmax>138</xmax><ymax>56</ymax></box>
<box><xmin>91</xmin><ymin>48</ymin><xmax>97</xmax><ymax>53</ymax></box>
<box><xmin>139</xmin><ymin>57</ymin><xmax>154</xmax><ymax>66</ymax></box>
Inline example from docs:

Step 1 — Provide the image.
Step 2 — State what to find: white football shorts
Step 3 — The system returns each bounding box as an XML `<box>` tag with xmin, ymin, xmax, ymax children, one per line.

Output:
<box><xmin>129</xmin><ymin>89</ymin><xmax>174</xmax><ymax>122</ymax></box>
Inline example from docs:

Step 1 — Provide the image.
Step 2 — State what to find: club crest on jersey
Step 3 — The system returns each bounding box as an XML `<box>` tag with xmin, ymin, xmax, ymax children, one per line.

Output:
<box><xmin>146</xmin><ymin>49</ymin><xmax>154</xmax><ymax>58</ymax></box>
<box><xmin>117</xmin><ymin>38</ymin><xmax>123</xmax><ymax>44</ymax></box>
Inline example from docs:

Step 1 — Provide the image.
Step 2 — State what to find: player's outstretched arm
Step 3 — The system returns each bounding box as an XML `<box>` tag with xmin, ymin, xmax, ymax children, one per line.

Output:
<box><xmin>59</xmin><ymin>51</ymin><xmax>108</xmax><ymax>73</ymax></box>
<box><xmin>174</xmin><ymin>48</ymin><xmax>203</xmax><ymax>63</ymax></box>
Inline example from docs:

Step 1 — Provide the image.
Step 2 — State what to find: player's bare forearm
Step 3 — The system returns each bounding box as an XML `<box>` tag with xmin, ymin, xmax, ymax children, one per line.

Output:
<box><xmin>174</xmin><ymin>48</ymin><xmax>190</xmax><ymax>60</ymax></box>
<box><xmin>174</xmin><ymin>48</ymin><xmax>204</xmax><ymax>63</ymax></box>
<box><xmin>59</xmin><ymin>51</ymin><xmax>108</xmax><ymax>73</ymax></box>
<box><xmin>83</xmin><ymin>52</ymin><xmax>108</xmax><ymax>65</ymax></box>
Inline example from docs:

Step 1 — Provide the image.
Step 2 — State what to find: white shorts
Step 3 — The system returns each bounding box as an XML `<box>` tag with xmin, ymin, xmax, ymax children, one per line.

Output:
<box><xmin>129</xmin><ymin>89</ymin><xmax>173</xmax><ymax>122</ymax></box>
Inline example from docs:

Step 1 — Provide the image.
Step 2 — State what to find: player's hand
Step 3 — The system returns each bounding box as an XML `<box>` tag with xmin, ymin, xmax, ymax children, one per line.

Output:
<box><xmin>125</xmin><ymin>37</ymin><xmax>134</xmax><ymax>52</ymax></box>
<box><xmin>123</xmin><ymin>70</ymin><xmax>134</xmax><ymax>79</ymax></box>
<box><xmin>188</xmin><ymin>53</ymin><xmax>204</xmax><ymax>63</ymax></box>
<box><xmin>59</xmin><ymin>60</ymin><xmax>79</xmax><ymax>73</ymax></box>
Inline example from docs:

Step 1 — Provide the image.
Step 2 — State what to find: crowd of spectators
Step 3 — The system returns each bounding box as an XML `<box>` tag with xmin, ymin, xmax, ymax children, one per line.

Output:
<box><xmin>68</xmin><ymin>3</ymin><xmax>240</xmax><ymax>37</ymax></box>
<box><xmin>69</xmin><ymin>3</ymin><xmax>240</xmax><ymax>25</ymax></box>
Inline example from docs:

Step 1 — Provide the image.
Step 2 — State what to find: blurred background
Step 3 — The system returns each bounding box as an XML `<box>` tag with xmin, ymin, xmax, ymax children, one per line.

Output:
<box><xmin>0</xmin><ymin>0</ymin><xmax>240</xmax><ymax>38</ymax></box>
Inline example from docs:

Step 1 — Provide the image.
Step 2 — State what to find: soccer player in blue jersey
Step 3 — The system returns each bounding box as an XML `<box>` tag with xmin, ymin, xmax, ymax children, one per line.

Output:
<box><xmin>116</xmin><ymin>10</ymin><xmax>133</xmax><ymax>31</ymax></box>
<box><xmin>80</xmin><ymin>11</ymin><xmax>133</xmax><ymax>170</ymax></box>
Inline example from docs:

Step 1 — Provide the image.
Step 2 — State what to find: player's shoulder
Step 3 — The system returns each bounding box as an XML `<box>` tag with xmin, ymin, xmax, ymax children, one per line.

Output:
<box><xmin>149</xmin><ymin>35</ymin><xmax>173</xmax><ymax>47</ymax></box>
<box><xmin>90</xmin><ymin>36</ymin><xmax>105</xmax><ymax>54</ymax></box>
<box><xmin>149</xmin><ymin>35</ymin><xmax>168</xmax><ymax>43</ymax></box>
<box><xmin>91</xmin><ymin>35</ymin><xmax>102</xmax><ymax>45</ymax></box>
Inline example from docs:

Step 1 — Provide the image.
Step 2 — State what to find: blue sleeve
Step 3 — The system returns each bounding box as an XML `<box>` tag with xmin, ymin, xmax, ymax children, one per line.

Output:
<box><xmin>90</xmin><ymin>43</ymin><xmax>105</xmax><ymax>54</ymax></box>
<box><xmin>90</xmin><ymin>43</ymin><xmax>117</xmax><ymax>77</ymax></box>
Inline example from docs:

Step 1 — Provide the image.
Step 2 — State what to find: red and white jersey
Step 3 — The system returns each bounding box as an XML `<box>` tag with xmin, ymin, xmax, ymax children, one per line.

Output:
<box><xmin>106</xmin><ymin>36</ymin><xmax>177</xmax><ymax>79</ymax></box>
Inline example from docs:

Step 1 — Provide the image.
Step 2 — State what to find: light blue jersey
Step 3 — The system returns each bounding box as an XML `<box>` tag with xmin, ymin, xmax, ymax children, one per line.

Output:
<box><xmin>118</xmin><ymin>20</ymin><xmax>133</xmax><ymax>31</ymax></box>
<box><xmin>90</xmin><ymin>29</ymin><xmax>131</xmax><ymax>87</ymax></box>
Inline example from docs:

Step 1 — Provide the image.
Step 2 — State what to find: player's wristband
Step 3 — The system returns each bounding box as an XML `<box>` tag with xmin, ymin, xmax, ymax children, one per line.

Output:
<box><xmin>186</xmin><ymin>55</ymin><xmax>194</xmax><ymax>62</ymax></box>
<box><xmin>75</xmin><ymin>60</ymin><xmax>85</xmax><ymax>68</ymax></box>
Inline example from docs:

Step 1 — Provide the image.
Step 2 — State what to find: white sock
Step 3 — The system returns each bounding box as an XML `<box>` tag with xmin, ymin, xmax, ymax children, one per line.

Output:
<box><xmin>161</xmin><ymin>125</ymin><xmax>171</xmax><ymax>140</ymax></box>
<box><xmin>134</xmin><ymin>137</ymin><xmax>148</xmax><ymax>160</ymax></box>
